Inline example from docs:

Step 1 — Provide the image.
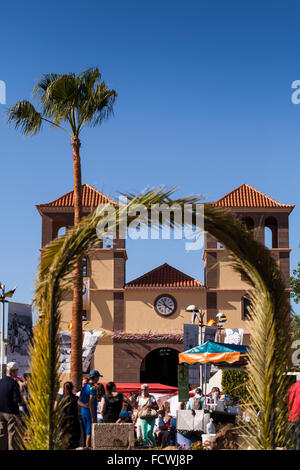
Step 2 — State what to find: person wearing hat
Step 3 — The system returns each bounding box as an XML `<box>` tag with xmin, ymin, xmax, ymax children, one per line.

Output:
<box><xmin>78</xmin><ymin>369</ymin><xmax>102</xmax><ymax>449</ymax></box>
<box><xmin>0</xmin><ymin>362</ymin><xmax>22</xmax><ymax>450</ymax></box>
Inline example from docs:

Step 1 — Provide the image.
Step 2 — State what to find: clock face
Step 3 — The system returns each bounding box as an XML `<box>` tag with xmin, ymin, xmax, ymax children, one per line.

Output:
<box><xmin>154</xmin><ymin>295</ymin><xmax>177</xmax><ymax>316</ymax></box>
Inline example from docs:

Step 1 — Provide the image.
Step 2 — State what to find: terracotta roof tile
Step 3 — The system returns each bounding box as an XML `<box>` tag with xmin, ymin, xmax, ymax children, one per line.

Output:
<box><xmin>37</xmin><ymin>183</ymin><xmax>117</xmax><ymax>208</ymax></box>
<box><xmin>211</xmin><ymin>183</ymin><xmax>294</xmax><ymax>210</ymax></box>
<box><xmin>126</xmin><ymin>263</ymin><xmax>204</xmax><ymax>288</ymax></box>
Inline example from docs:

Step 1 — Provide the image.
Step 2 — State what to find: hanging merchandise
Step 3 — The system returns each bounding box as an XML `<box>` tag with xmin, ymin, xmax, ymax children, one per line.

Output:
<box><xmin>206</xmin><ymin>418</ymin><xmax>216</xmax><ymax>434</ymax></box>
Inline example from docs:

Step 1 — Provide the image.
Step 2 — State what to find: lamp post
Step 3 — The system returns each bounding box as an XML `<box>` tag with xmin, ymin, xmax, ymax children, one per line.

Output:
<box><xmin>186</xmin><ymin>305</ymin><xmax>205</xmax><ymax>391</ymax></box>
<box><xmin>0</xmin><ymin>283</ymin><xmax>17</xmax><ymax>379</ymax></box>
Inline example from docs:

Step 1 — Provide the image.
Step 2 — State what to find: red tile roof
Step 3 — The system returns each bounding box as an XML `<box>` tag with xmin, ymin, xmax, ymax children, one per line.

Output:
<box><xmin>37</xmin><ymin>183</ymin><xmax>117</xmax><ymax>209</ymax></box>
<box><xmin>126</xmin><ymin>263</ymin><xmax>204</xmax><ymax>288</ymax></box>
<box><xmin>211</xmin><ymin>183</ymin><xmax>295</xmax><ymax>210</ymax></box>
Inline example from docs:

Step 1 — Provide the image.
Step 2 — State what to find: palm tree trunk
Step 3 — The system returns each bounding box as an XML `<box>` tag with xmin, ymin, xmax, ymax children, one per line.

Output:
<box><xmin>71</xmin><ymin>136</ymin><xmax>83</xmax><ymax>392</ymax></box>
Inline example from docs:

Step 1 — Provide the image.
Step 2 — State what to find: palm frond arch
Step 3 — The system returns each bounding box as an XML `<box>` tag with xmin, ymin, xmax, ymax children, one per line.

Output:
<box><xmin>25</xmin><ymin>189</ymin><xmax>293</xmax><ymax>450</ymax></box>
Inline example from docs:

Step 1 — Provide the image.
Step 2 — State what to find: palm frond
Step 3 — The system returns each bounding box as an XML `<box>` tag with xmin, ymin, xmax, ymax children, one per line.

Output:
<box><xmin>77</xmin><ymin>73</ymin><xmax>117</xmax><ymax>129</ymax></box>
<box><xmin>42</xmin><ymin>74</ymin><xmax>78</xmax><ymax>128</ymax></box>
<box><xmin>32</xmin><ymin>73</ymin><xmax>59</xmax><ymax>99</ymax></box>
<box><xmin>6</xmin><ymin>100</ymin><xmax>42</xmax><ymax>136</ymax></box>
<box><xmin>26</xmin><ymin>189</ymin><xmax>293</xmax><ymax>449</ymax></box>
<box><xmin>204</xmin><ymin>204</ymin><xmax>293</xmax><ymax>449</ymax></box>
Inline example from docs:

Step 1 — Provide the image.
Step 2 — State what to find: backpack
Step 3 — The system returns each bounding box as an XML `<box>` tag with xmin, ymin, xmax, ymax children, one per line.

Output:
<box><xmin>192</xmin><ymin>396</ymin><xmax>202</xmax><ymax>410</ymax></box>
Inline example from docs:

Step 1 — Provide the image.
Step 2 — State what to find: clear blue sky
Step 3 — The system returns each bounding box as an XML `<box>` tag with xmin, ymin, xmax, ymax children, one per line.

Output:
<box><xmin>0</xmin><ymin>0</ymin><xmax>300</xmax><ymax>314</ymax></box>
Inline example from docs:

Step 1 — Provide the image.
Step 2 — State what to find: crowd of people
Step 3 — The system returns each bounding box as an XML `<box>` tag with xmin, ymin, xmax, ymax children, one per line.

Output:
<box><xmin>0</xmin><ymin>361</ymin><xmax>299</xmax><ymax>450</ymax></box>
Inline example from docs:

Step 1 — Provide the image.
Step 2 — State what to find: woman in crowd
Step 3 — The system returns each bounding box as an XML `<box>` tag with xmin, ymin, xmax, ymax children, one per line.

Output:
<box><xmin>19</xmin><ymin>372</ymin><xmax>31</xmax><ymax>417</ymax></box>
<box><xmin>60</xmin><ymin>381</ymin><xmax>81</xmax><ymax>449</ymax></box>
<box><xmin>136</xmin><ymin>384</ymin><xmax>159</xmax><ymax>447</ymax></box>
<box><xmin>154</xmin><ymin>409</ymin><xmax>169</xmax><ymax>448</ymax></box>
<box><xmin>129</xmin><ymin>393</ymin><xmax>142</xmax><ymax>443</ymax></box>
<box><xmin>100</xmin><ymin>382</ymin><xmax>130</xmax><ymax>423</ymax></box>
<box><xmin>96</xmin><ymin>383</ymin><xmax>105</xmax><ymax>423</ymax></box>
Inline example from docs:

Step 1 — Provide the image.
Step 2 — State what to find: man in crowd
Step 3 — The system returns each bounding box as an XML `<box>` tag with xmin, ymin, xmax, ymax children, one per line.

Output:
<box><xmin>0</xmin><ymin>361</ymin><xmax>22</xmax><ymax>450</ymax></box>
<box><xmin>186</xmin><ymin>387</ymin><xmax>206</xmax><ymax>410</ymax></box>
<box><xmin>78</xmin><ymin>370</ymin><xmax>102</xmax><ymax>449</ymax></box>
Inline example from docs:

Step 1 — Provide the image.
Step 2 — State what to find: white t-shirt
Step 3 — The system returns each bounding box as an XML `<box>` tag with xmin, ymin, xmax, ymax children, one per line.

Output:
<box><xmin>137</xmin><ymin>394</ymin><xmax>156</xmax><ymax>408</ymax></box>
<box><xmin>97</xmin><ymin>401</ymin><xmax>103</xmax><ymax>422</ymax></box>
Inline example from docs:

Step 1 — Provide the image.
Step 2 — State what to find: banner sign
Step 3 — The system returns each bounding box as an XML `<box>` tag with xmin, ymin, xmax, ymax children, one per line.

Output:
<box><xmin>177</xmin><ymin>364</ymin><xmax>190</xmax><ymax>402</ymax></box>
<box><xmin>59</xmin><ymin>331</ymin><xmax>72</xmax><ymax>373</ymax></box>
<box><xmin>203</xmin><ymin>325</ymin><xmax>217</xmax><ymax>343</ymax></box>
<box><xmin>82</xmin><ymin>330</ymin><xmax>101</xmax><ymax>373</ymax></box>
<box><xmin>7</xmin><ymin>302</ymin><xmax>32</xmax><ymax>376</ymax></box>
<box><xmin>224</xmin><ymin>328</ymin><xmax>244</xmax><ymax>345</ymax></box>
<box><xmin>184</xmin><ymin>324</ymin><xmax>199</xmax><ymax>384</ymax></box>
<box><xmin>59</xmin><ymin>330</ymin><xmax>101</xmax><ymax>373</ymax></box>
<box><xmin>82</xmin><ymin>277</ymin><xmax>90</xmax><ymax>310</ymax></box>
<box><xmin>202</xmin><ymin>326</ymin><xmax>217</xmax><ymax>383</ymax></box>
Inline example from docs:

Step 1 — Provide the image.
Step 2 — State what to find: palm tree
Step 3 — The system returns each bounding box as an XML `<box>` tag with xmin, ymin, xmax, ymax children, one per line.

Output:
<box><xmin>7</xmin><ymin>68</ymin><xmax>117</xmax><ymax>390</ymax></box>
<box><xmin>25</xmin><ymin>188</ymin><xmax>294</xmax><ymax>449</ymax></box>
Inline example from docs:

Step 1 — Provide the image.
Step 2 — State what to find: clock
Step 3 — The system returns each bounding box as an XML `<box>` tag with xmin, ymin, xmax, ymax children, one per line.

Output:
<box><xmin>154</xmin><ymin>294</ymin><xmax>177</xmax><ymax>316</ymax></box>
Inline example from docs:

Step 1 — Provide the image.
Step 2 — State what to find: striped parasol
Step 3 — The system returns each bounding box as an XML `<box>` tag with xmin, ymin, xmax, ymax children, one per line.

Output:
<box><xmin>179</xmin><ymin>340</ymin><xmax>248</xmax><ymax>366</ymax></box>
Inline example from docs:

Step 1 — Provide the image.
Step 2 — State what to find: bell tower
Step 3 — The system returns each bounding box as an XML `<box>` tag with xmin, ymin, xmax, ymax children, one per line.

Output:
<box><xmin>36</xmin><ymin>184</ymin><xmax>127</xmax><ymax>379</ymax></box>
<box><xmin>203</xmin><ymin>183</ymin><xmax>294</xmax><ymax>344</ymax></box>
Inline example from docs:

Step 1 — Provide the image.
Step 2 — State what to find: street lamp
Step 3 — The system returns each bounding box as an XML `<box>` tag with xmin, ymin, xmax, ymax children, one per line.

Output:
<box><xmin>0</xmin><ymin>283</ymin><xmax>17</xmax><ymax>378</ymax></box>
<box><xmin>216</xmin><ymin>312</ymin><xmax>227</xmax><ymax>343</ymax></box>
<box><xmin>186</xmin><ymin>304</ymin><xmax>205</xmax><ymax>391</ymax></box>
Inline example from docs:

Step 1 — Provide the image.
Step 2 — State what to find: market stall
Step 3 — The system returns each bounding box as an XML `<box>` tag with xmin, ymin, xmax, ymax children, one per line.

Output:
<box><xmin>100</xmin><ymin>382</ymin><xmax>178</xmax><ymax>398</ymax></box>
<box><xmin>177</xmin><ymin>341</ymin><xmax>249</xmax><ymax>447</ymax></box>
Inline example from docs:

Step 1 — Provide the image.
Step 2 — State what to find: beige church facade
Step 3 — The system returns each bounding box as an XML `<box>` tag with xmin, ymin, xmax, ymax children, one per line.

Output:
<box><xmin>36</xmin><ymin>183</ymin><xmax>294</xmax><ymax>386</ymax></box>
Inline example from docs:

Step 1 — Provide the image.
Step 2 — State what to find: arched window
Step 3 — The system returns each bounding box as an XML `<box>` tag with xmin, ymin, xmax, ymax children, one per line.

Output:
<box><xmin>57</xmin><ymin>226</ymin><xmax>66</xmax><ymax>238</ymax></box>
<box><xmin>241</xmin><ymin>217</ymin><xmax>254</xmax><ymax>232</ymax></box>
<box><xmin>103</xmin><ymin>237</ymin><xmax>113</xmax><ymax>249</ymax></box>
<box><xmin>264</xmin><ymin>217</ymin><xmax>278</xmax><ymax>248</ymax></box>
<box><xmin>242</xmin><ymin>295</ymin><xmax>252</xmax><ymax>319</ymax></box>
<box><xmin>52</xmin><ymin>215</ymin><xmax>67</xmax><ymax>240</ymax></box>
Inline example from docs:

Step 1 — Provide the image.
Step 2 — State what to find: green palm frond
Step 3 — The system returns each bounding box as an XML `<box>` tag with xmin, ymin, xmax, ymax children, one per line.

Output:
<box><xmin>76</xmin><ymin>68</ymin><xmax>117</xmax><ymax>129</ymax></box>
<box><xmin>25</xmin><ymin>189</ymin><xmax>293</xmax><ymax>449</ymax></box>
<box><xmin>32</xmin><ymin>73</ymin><xmax>59</xmax><ymax>99</ymax></box>
<box><xmin>43</xmin><ymin>74</ymin><xmax>78</xmax><ymax>125</ymax></box>
<box><xmin>204</xmin><ymin>204</ymin><xmax>293</xmax><ymax>449</ymax></box>
<box><xmin>6</xmin><ymin>100</ymin><xmax>43</xmax><ymax>136</ymax></box>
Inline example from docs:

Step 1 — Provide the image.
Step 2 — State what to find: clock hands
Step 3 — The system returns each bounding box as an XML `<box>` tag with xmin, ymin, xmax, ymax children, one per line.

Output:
<box><xmin>155</xmin><ymin>295</ymin><xmax>176</xmax><ymax>315</ymax></box>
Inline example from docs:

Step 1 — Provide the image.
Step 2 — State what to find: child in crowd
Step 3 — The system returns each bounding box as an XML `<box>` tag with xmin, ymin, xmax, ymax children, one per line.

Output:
<box><xmin>116</xmin><ymin>410</ymin><xmax>133</xmax><ymax>423</ymax></box>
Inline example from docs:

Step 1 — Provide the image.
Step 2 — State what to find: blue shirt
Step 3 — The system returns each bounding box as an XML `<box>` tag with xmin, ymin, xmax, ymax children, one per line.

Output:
<box><xmin>186</xmin><ymin>394</ymin><xmax>206</xmax><ymax>410</ymax></box>
<box><xmin>80</xmin><ymin>383</ymin><xmax>97</xmax><ymax>417</ymax></box>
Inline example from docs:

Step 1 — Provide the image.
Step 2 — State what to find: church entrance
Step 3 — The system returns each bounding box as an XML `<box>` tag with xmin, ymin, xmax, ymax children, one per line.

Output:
<box><xmin>140</xmin><ymin>347</ymin><xmax>179</xmax><ymax>387</ymax></box>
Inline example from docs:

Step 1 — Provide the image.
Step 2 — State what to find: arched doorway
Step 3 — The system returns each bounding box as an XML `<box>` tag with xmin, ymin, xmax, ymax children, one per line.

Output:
<box><xmin>140</xmin><ymin>347</ymin><xmax>179</xmax><ymax>387</ymax></box>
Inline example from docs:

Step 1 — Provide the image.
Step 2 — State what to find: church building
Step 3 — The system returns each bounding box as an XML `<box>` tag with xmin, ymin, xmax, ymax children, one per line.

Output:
<box><xmin>36</xmin><ymin>183</ymin><xmax>294</xmax><ymax>386</ymax></box>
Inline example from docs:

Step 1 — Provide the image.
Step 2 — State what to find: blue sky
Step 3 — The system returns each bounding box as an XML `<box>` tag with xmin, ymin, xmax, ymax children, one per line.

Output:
<box><xmin>0</xmin><ymin>0</ymin><xmax>300</xmax><ymax>314</ymax></box>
